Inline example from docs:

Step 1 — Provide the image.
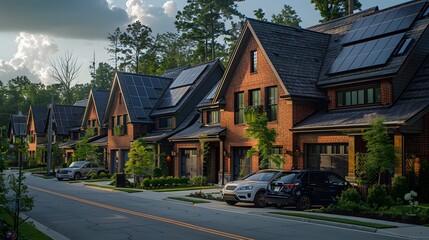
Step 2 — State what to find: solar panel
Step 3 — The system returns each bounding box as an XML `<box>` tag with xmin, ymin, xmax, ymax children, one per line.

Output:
<box><xmin>169</xmin><ymin>64</ymin><xmax>207</xmax><ymax>89</ymax></box>
<box><xmin>342</xmin><ymin>1</ymin><xmax>424</xmax><ymax>44</ymax></box>
<box><xmin>157</xmin><ymin>86</ymin><xmax>191</xmax><ymax>109</ymax></box>
<box><xmin>329</xmin><ymin>33</ymin><xmax>404</xmax><ymax>74</ymax></box>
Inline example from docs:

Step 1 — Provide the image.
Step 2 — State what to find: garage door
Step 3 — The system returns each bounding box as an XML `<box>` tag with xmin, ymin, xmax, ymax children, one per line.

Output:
<box><xmin>306</xmin><ymin>144</ymin><xmax>348</xmax><ymax>177</ymax></box>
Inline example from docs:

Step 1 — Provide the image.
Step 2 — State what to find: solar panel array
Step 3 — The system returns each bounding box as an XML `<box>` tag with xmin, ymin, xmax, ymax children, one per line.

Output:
<box><xmin>157</xmin><ymin>86</ymin><xmax>191</xmax><ymax>109</ymax></box>
<box><xmin>329</xmin><ymin>33</ymin><xmax>405</xmax><ymax>74</ymax></box>
<box><xmin>123</xmin><ymin>75</ymin><xmax>167</xmax><ymax>119</ymax></box>
<box><xmin>54</xmin><ymin>106</ymin><xmax>85</xmax><ymax>134</ymax></box>
<box><xmin>342</xmin><ymin>1</ymin><xmax>424</xmax><ymax>44</ymax></box>
<box><xmin>169</xmin><ymin>64</ymin><xmax>207</xmax><ymax>89</ymax></box>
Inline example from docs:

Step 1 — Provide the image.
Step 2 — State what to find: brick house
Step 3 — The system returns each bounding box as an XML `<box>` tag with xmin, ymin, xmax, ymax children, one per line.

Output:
<box><xmin>176</xmin><ymin>0</ymin><xmax>429</xmax><ymax>183</ymax></box>
<box><xmin>27</xmin><ymin>105</ymin><xmax>48</xmax><ymax>164</ymax></box>
<box><xmin>103</xmin><ymin>72</ymin><xmax>172</xmax><ymax>173</ymax></box>
<box><xmin>294</xmin><ymin>0</ymin><xmax>429</xmax><ymax>179</ymax></box>
<box><xmin>141</xmin><ymin>60</ymin><xmax>224</xmax><ymax>178</ymax></box>
<box><xmin>7</xmin><ymin>112</ymin><xmax>27</xmax><ymax>163</ymax></box>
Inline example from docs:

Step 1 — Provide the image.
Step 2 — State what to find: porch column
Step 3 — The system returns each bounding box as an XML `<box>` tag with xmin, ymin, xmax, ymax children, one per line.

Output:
<box><xmin>394</xmin><ymin>134</ymin><xmax>404</xmax><ymax>176</ymax></box>
<box><xmin>220</xmin><ymin>140</ymin><xmax>224</xmax><ymax>185</ymax></box>
<box><xmin>348</xmin><ymin>135</ymin><xmax>356</xmax><ymax>179</ymax></box>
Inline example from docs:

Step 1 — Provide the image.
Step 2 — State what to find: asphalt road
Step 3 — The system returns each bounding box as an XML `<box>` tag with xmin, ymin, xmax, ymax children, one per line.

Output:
<box><xmin>21</xmin><ymin>172</ymin><xmax>405</xmax><ymax>240</ymax></box>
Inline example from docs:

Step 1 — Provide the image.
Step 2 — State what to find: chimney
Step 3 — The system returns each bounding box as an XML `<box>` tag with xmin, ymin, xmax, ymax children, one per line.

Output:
<box><xmin>349</xmin><ymin>0</ymin><xmax>354</xmax><ymax>15</ymax></box>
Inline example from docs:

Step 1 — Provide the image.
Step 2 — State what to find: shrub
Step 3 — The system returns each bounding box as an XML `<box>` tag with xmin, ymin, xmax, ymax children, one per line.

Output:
<box><xmin>166</xmin><ymin>176</ymin><xmax>175</xmax><ymax>186</ymax></box>
<box><xmin>62</xmin><ymin>163</ymin><xmax>68</xmax><ymax>168</ymax></box>
<box><xmin>143</xmin><ymin>178</ymin><xmax>151</xmax><ymax>188</ymax></box>
<box><xmin>330</xmin><ymin>188</ymin><xmax>370</xmax><ymax>213</ymax></box>
<box><xmin>99</xmin><ymin>172</ymin><xmax>108</xmax><ymax>179</ymax></box>
<box><xmin>151</xmin><ymin>178</ymin><xmax>160</xmax><ymax>187</ymax></box>
<box><xmin>111</xmin><ymin>173</ymin><xmax>117</xmax><ymax>181</ymax></box>
<box><xmin>158</xmin><ymin>176</ymin><xmax>167</xmax><ymax>187</ymax></box>
<box><xmin>367</xmin><ymin>184</ymin><xmax>393</xmax><ymax>210</ymax></box>
<box><xmin>180</xmin><ymin>176</ymin><xmax>189</xmax><ymax>185</ymax></box>
<box><xmin>390</xmin><ymin>176</ymin><xmax>410</xmax><ymax>204</ymax></box>
<box><xmin>190</xmin><ymin>176</ymin><xmax>208</xmax><ymax>186</ymax></box>
<box><xmin>338</xmin><ymin>187</ymin><xmax>361</xmax><ymax>203</ymax></box>
<box><xmin>153</xmin><ymin>168</ymin><xmax>162</xmax><ymax>178</ymax></box>
<box><xmin>173</xmin><ymin>177</ymin><xmax>181</xmax><ymax>185</ymax></box>
<box><xmin>88</xmin><ymin>172</ymin><xmax>98</xmax><ymax>179</ymax></box>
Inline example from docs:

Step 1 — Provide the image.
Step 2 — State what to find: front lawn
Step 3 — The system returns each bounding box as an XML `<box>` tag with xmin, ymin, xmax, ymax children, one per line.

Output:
<box><xmin>0</xmin><ymin>207</ymin><xmax>52</xmax><ymax>240</ymax></box>
<box><xmin>153</xmin><ymin>186</ymin><xmax>220</xmax><ymax>192</ymax></box>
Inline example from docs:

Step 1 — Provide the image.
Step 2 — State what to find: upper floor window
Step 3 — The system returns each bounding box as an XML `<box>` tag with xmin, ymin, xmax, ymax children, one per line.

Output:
<box><xmin>159</xmin><ymin>117</ymin><xmax>173</xmax><ymax>129</ymax></box>
<box><xmin>234</xmin><ymin>92</ymin><xmax>245</xmax><ymax>124</ymax></box>
<box><xmin>337</xmin><ymin>87</ymin><xmax>381</xmax><ymax>107</ymax></box>
<box><xmin>250</xmin><ymin>50</ymin><xmax>257</xmax><ymax>73</ymax></box>
<box><xmin>123</xmin><ymin>114</ymin><xmax>128</xmax><ymax>135</ymax></box>
<box><xmin>266</xmin><ymin>86</ymin><xmax>278</xmax><ymax>121</ymax></box>
<box><xmin>249</xmin><ymin>89</ymin><xmax>261</xmax><ymax>107</ymax></box>
<box><xmin>119</xmin><ymin>92</ymin><xmax>122</xmax><ymax>105</ymax></box>
<box><xmin>207</xmin><ymin>110</ymin><xmax>220</xmax><ymax>125</ymax></box>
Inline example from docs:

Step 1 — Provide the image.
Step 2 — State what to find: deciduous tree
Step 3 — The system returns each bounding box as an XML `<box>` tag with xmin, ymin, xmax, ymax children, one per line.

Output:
<box><xmin>271</xmin><ymin>4</ymin><xmax>302</xmax><ymax>27</ymax></box>
<box><xmin>125</xmin><ymin>140</ymin><xmax>154</xmax><ymax>187</ymax></box>
<box><xmin>311</xmin><ymin>0</ymin><xmax>362</xmax><ymax>22</ymax></box>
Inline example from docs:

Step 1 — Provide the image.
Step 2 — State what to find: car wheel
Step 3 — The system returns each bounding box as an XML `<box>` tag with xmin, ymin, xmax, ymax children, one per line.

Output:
<box><xmin>74</xmin><ymin>172</ymin><xmax>82</xmax><ymax>180</ymax></box>
<box><xmin>253</xmin><ymin>191</ymin><xmax>266</xmax><ymax>208</ymax></box>
<box><xmin>226</xmin><ymin>200</ymin><xmax>238</xmax><ymax>206</ymax></box>
<box><xmin>296</xmin><ymin>195</ymin><xmax>311</xmax><ymax>211</ymax></box>
<box><xmin>57</xmin><ymin>177</ymin><xmax>63</xmax><ymax>181</ymax></box>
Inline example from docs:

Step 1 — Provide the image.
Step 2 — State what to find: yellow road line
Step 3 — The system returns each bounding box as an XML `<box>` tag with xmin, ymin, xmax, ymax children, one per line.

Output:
<box><xmin>29</xmin><ymin>185</ymin><xmax>254</xmax><ymax>240</ymax></box>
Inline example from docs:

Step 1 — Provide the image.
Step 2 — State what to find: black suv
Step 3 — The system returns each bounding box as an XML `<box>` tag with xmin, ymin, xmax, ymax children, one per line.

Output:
<box><xmin>265</xmin><ymin>170</ymin><xmax>350</xmax><ymax>210</ymax></box>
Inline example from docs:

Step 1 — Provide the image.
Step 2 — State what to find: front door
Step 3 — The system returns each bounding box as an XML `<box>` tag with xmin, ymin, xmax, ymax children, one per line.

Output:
<box><xmin>232</xmin><ymin>147</ymin><xmax>251</xmax><ymax>180</ymax></box>
<box><xmin>110</xmin><ymin>150</ymin><xmax>118</xmax><ymax>174</ymax></box>
<box><xmin>181</xmin><ymin>149</ymin><xmax>198</xmax><ymax>178</ymax></box>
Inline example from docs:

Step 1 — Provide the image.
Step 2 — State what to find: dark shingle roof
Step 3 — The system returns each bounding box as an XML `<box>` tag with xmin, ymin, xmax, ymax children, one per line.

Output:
<box><xmin>312</xmin><ymin>1</ymin><xmax>428</xmax><ymax>87</ymax></box>
<box><xmin>29</xmin><ymin>105</ymin><xmax>48</xmax><ymax>135</ymax></box>
<box><xmin>8</xmin><ymin>114</ymin><xmax>27</xmax><ymax>137</ymax></box>
<box><xmin>161</xmin><ymin>65</ymin><xmax>189</xmax><ymax>79</ymax></box>
<box><xmin>294</xmin><ymin>54</ymin><xmax>429</xmax><ymax>131</ymax></box>
<box><xmin>91</xmin><ymin>89</ymin><xmax>110</xmax><ymax>123</ymax></box>
<box><xmin>247</xmin><ymin>19</ymin><xmax>330</xmax><ymax>99</ymax></box>
<box><xmin>169</xmin><ymin>123</ymin><xmax>226</xmax><ymax>141</ymax></box>
<box><xmin>197</xmin><ymin>81</ymin><xmax>220</xmax><ymax>108</ymax></box>
<box><xmin>115</xmin><ymin>72</ymin><xmax>172</xmax><ymax>123</ymax></box>
<box><xmin>50</xmin><ymin>105</ymin><xmax>85</xmax><ymax>135</ymax></box>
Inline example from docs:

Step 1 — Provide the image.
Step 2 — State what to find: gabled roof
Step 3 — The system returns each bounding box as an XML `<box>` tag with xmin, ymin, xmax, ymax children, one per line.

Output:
<box><xmin>313</xmin><ymin>1</ymin><xmax>429</xmax><ymax>87</ymax></box>
<box><xmin>47</xmin><ymin>104</ymin><xmax>85</xmax><ymax>135</ymax></box>
<box><xmin>293</xmin><ymin>54</ymin><xmax>429</xmax><ymax>131</ymax></box>
<box><xmin>151</xmin><ymin>59</ymin><xmax>223</xmax><ymax>117</ymax></box>
<box><xmin>103</xmin><ymin>72</ymin><xmax>172</xmax><ymax>124</ymax></box>
<box><xmin>197</xmin><ymin>81</ymin><xmax>220</xmax><ymax>109</ymax></box>
<box><xmin>161</xmin><ymin>65</ymin><xmax>189</xmax><ymax>79</ymax></box>
<box><xmin>81</xmin><ymin>89</ymin><xmax>110</xmax><ymax>128</ymax></box>
<box><xmin>27</xmin><ymin>105</ymin><xmax>48</xmax><ymax>135</ymax></box>
<box><xmin>214</xmin><ymin>18</ymin><xmax>330</xmax><ymax>102</ymax></box>
<box><xmin>7</xmin><ymin>113</ymin><xmax>27</xmax><ymax>137</ymax></box>
<box><xmin>74</xmin><ymin>99</ymin><xmax>88</xmax><ymax>107</ymax></box>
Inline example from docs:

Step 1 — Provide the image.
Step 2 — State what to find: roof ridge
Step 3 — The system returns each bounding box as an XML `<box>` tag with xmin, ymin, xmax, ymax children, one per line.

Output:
<box><xmin>307</xmin><ymin>7</ymin><xmax>379</xmax><ymax>30</ymax></box>
<box><xmin>247</xmin><ymin>18</ymin><xmax>329</xmax><ymax>36</ymax></box>
<box><xmin>117</xmin><ymin>71</ymin><xmax>173</xmax><ymax>80</ymax></box>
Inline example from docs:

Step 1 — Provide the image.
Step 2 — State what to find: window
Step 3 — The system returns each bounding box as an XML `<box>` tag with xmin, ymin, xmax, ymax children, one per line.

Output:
<box><xmin>268</xmin><ymin>147</ymin><xmax>284</xmax><ymax>169</ymax></box>
<box><xmin>266</xmin><ymin>86</ymin><xmax>278</xmax><ymax>121</ymax></box>
<box><xmin>119</xmin><ymin>92</ymin><xmax>122</xmax><ymax>105</ymax></box>
<box><xmin>159</xmin><ymin>117</ymin><xmax>173</xmax><ymax>129</ymax></box>
<box><xmin>250</xmin><ymin>50</ymin><xmax>257</xmax><ymax>73</ymax></box>
<box><xmin>249</xmin><ymin>89</ymin><xmax>261</xmax><ymax>106</ymax></box>
<box><xmin>111</xmin><ymin>116</ymin><xmax>115</xmax><ymax>135</ymax></box>
<box><xmin>207</xmin><ymin>110</ymin><xmax>220</xmax><ymax>125</ymax></box>
<box><xmin>337</xmin><ymin>87</ymin><xmax>381</xmax><ymax>107</ymax></box>
<box><xmin>123</xmin><ymin>114</ymin><xmax>128</xmax><ymax>135</ymax></box>
<box><xmin>234</xmin><ymin>92</ymin><xmax>244</xmax><ymax>124</ymax></box>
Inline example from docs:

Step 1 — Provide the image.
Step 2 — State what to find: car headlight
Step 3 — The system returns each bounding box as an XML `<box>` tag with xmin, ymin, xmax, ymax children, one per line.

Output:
<box><xmin>239</xmin><ymin>185</ymin><xmax>253</xmax><ymax>190</ymax></box>
<box><xmin>67</xmin><ymin>170</ymin><xmax>72</xmax><ymax>173</ymax></box>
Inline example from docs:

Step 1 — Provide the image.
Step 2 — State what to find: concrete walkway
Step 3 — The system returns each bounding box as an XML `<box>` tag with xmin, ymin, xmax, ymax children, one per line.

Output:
<box><xmin>32</xmin><ymin>180</ymin><xmax>429</xmax><ymax>239</ymax></box>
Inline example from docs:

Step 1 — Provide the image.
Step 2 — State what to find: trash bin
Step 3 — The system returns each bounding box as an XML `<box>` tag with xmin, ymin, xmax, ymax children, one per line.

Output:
<box><xmin>115</xmin><ymin>173</ymin><xmax>126</xmax><ymax>187</ymax></box>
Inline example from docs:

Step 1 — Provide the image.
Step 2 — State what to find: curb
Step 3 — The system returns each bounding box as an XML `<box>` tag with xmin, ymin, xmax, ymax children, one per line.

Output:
<box><xmin>21</xmin><ymin>214</ymin><xmax>70</xmax><ymax>240</ymax></box>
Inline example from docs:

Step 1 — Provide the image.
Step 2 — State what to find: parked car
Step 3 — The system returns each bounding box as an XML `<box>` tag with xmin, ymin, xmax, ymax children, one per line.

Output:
<box><xmin>222</xmin><ymin>169</ymin><xmax>282</xmax><ymax>207</ymax></box>
<box><xmin>265</xmin><ymin>170</ymin><xmax>350</xmax><ymax>210</ymax></box>
<box><xmin>56</xmin><ymin>161</ymin><xmax>106</xmax><ymax>181</ymax></box>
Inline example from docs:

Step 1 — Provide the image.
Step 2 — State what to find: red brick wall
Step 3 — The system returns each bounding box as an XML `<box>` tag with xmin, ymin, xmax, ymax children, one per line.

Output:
<box><xmin>221</xmin><ymin>35</ymin><xmax>297</xmax><ymax>172</ymax></box>
<box><xmin>327</xmin><ymin>79</ymin><xmax>393</xmax><ymax>110</ymax></box>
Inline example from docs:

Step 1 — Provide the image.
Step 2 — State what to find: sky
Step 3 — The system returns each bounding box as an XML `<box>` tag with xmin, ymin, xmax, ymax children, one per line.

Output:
<box><xmin>0</xmin><ymin>0</ymin><xmax>408</xmax><ymax>86</ymax></box>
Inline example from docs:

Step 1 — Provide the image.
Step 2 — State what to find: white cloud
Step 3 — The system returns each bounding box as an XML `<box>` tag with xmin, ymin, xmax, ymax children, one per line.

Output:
<box><xmin>0</xmin><ymin>33</ymin><xmax>58</xmax><ymax>84</ymax></box>
<box><xmin>125</xmin><ymin>0</ymin><xmax>177</xmax><ymax>33</ymax></box>
<box><xmin>163</xmin><ymin>1</ymin><xmax>177</xmax><ymax>17</ymax></box>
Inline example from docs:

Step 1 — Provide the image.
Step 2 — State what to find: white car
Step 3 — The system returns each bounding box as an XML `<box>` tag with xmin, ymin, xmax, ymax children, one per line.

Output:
<box><xmin>56</xmin><ymin>161</ymin><xmax>106</xmax><ymax>180</ymax></box>
<box><xmin>222</xmin><ymin>169</ymin><xmax>282</xmax><ymax>207</ymax></box>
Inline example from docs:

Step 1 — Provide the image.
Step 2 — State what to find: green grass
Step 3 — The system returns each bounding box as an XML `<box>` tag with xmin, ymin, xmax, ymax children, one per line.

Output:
<box><xmin>83</xmin><ymin>179</ymin><xmax>111</xmax><ymax>182</ymax></box>
<box><xmin>379</xmin><ymin>204</ymin><xmax>429</xmax><ymax>215</ymax></box>
<box><xmin>167</xmin><ymin>197</ymin><xmax>210</xmax><ymax>204</ymax></box>
<box><xmin>0</xmin><ymin>207</ymin><xmax>52</xmax><ymax>240</ymax></box>
<box><xmin>269</xmin><ymin>211</ymin><xmax>397</xmax><ymax>229</ymax></box>
<box><xmin>152</xmin><ymin>186</ymin><xmax>220</xmax><ymax>192</ymax></box>
<box><xmin>84</xmin><ymin>184</ymin><xmax>142</xmax><ymax>193</ymax></box>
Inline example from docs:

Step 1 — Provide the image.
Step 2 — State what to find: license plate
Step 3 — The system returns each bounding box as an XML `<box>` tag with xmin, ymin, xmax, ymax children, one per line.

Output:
<box><xmin>274</xmin><ymin>186</ymin><xmax>281</xmax><ymax>192</ymax></box>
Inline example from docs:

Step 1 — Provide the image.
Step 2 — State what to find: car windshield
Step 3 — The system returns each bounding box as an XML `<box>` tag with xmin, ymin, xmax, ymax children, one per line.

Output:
<box><xmin>274</xmin><ymin>173</ymin><xmax>298</xmax><ymax>183</ymax></box>
<box><xmin>245</xmin><ymin>171</ymin><xmax>278</xmax><ymax>181</ymax></box>
<box><xmin>69</xmin><ymin>162</ymin><xmax>84</xmax><ymax>168</ymax></box>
